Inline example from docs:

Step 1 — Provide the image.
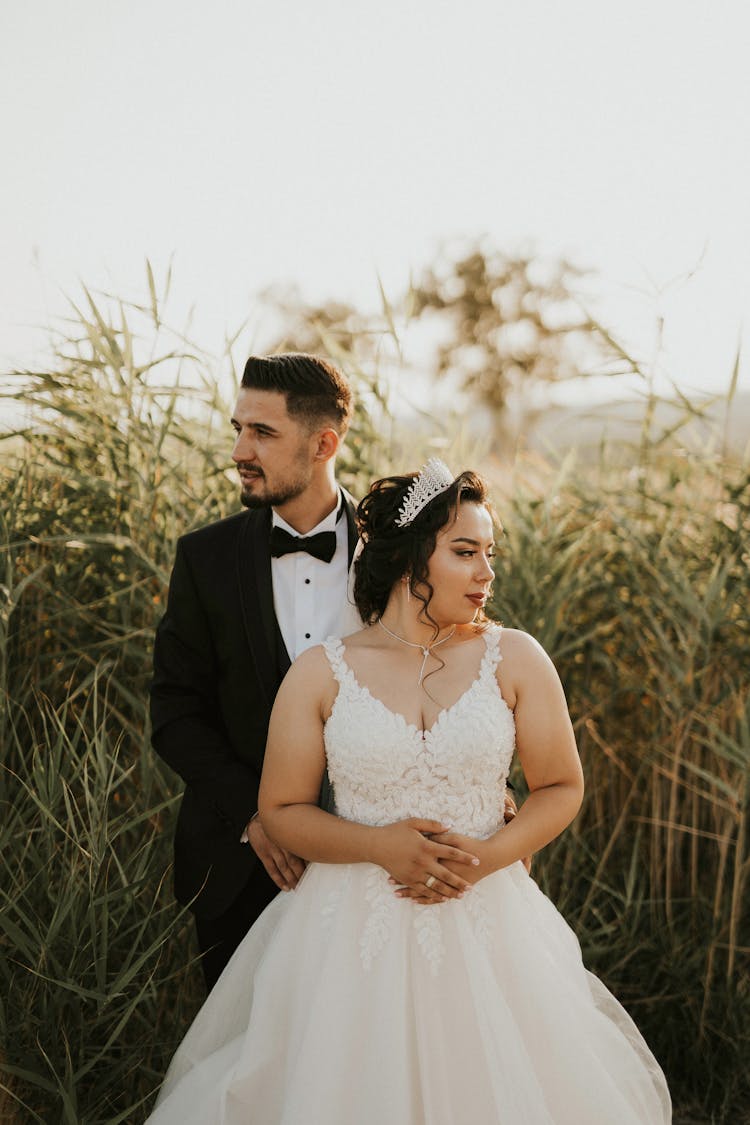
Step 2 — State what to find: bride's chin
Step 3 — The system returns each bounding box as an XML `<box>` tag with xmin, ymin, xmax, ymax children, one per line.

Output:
<box><xmin>434</xmin><ymin>609</ymin><xmax>476</xmax><ymax>630</ymax></box>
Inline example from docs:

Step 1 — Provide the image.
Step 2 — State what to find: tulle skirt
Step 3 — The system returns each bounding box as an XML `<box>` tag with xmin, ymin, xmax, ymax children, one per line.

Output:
<box><xmin>147</xmin><ymin>861</ymin><xmax>671</xmax><ymax>1124</ymax></box>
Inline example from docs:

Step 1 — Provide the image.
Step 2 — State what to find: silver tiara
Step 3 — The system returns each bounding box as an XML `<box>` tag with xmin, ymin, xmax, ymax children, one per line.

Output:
<box><xmin>395</xmin><ymin>458</ymin><xmax>454</xmax><ymax>527</ymax></box>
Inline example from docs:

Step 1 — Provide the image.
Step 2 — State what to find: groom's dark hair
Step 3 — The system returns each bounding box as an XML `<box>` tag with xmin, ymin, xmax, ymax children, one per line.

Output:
<box><xmin>241</xmin><ymin>353</ymin><xmax>353</xmax><ymax>435</ymax></box>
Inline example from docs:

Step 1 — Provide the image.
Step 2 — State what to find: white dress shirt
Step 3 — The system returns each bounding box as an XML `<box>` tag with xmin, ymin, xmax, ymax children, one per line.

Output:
<box><xmin>241</xmin><ymin>493</ymin><xmax>362</xmax><ymax>839</ymax></box>
<box><xmin>271</xmin><ymin>492</ymin><xmax>361</xmax><ymax>661</ymax></box>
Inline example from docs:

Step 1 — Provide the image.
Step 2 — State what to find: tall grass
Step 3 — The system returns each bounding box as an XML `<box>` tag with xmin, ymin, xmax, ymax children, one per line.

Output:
<box><xmin>0</xmin><ymin>677</ymin><xmax>196</xmax><ymax>1122</ymax></box>
<box><xmin>1</xmin><ymin>287</ymin><xmax>747</xmax><ymax>1121</ymax></box>
<box><xmin>0</xmin><ymin>285</ymin><xmax>389</xmax><ymax>1122</ymax></box>
<box><xmin>493</xmin><ymin>439</ymin><xmax>750</xmax><ymax>1121</ymax></box>
<box><xmin>0</xmin><ymin>287</ymin><xmax>232</xmax><ymax>1122</ymax></box>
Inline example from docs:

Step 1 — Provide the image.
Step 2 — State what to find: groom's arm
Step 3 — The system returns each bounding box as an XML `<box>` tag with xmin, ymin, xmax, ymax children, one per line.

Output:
<box><xmin>150</xmin><ymin>537</ymin><xmax>260</xmax><ymax>837</ymax></box>
<box><xmin>152</xmin><ymin>535</ymin><xmax>305</xmax><ymax>891</ymax></box>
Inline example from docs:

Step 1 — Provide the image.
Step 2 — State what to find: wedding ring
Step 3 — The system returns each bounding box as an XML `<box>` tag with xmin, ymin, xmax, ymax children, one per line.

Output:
<box><xmin>425</xmin><ymin>874</ymin><xmax>437</xmax><ymax>889</ymax></box>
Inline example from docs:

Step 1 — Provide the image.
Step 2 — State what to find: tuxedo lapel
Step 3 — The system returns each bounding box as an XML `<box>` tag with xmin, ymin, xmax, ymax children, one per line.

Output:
<box><xmin>236</xmin><ymin>509</ymin><xmax>285</xmax><ymax>708</ymax></box>
<box><xmin>341</xmin><ymin>490</ymin><xmax>359</xmax><ymax>566</ymax></box>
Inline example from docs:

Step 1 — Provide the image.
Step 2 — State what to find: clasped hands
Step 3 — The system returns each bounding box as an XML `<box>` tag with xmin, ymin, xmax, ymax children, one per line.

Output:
<box><xmin>376</xmin><ymin>794</ymin><xmax>531</xmax><ymax>905</ymax></box>
<box><xmin>247</xmin><ymin>795</ymin><xmax>529</xmax><ymax>902</ymax></box>
<box><xmin>375</xmin><ymin>817</ymin><xmax>485</xmax><ymax>904</ymax></box>
<box><xmin>246</xmin><ymin>814</ymin><xmax>477</xmax><ymax>902</ymax></box>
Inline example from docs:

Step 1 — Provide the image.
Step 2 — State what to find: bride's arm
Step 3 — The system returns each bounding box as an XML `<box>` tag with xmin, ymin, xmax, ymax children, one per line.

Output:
<box><xmin>259</xmin><ymin>647</ymin><xmax>480</xmax><ymax>898</ymax></box>
<box><xmin>405</xmin><ymin>631</ymin><xmax>583</xmax><ymax>895</ymax></box>
<box><xmin>487</xmin><ymin>630</ymin><xmax>583</xmax><ymax>864</ymax></box>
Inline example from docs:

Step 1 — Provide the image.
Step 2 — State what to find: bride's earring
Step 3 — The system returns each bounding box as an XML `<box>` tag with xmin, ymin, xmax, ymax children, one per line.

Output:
<box><xmin>405</xmin><ymin>576</ymin><xmax>411</xmax><ymax>602</ymax></box>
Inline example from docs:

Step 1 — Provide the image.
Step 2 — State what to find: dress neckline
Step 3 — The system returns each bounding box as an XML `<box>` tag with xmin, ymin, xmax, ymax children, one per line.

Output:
<box><xmin>329</xmin><ymin>627</ymin><xmax>506</xmax><ymax>738</ymax></box>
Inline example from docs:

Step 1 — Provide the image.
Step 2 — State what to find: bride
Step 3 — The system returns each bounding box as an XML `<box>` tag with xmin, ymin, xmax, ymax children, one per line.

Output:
<box><xmin>146</xmin><ymin>461</ymin><xmax>672</xmax><ymax>1124</ymax></box>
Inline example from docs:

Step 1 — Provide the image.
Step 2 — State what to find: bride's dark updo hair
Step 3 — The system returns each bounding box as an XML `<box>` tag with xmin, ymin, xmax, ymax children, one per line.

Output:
<box><xmin>354</xmin><ymin>469</ymin><xmax>493</xmax><ymax>628</ymax></box>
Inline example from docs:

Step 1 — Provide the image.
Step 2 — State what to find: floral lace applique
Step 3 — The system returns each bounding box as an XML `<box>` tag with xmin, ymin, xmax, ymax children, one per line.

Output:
<box><xmin>322</xmin><ymin>629</ymin><xmax>515</xmax><ymax>974</ymax></box>
<box><xmin>413</xmin><ymin>905</ymin><xmax>446</xmax><ymax>976</ymax></box>
<box><xmin>320</xmin><ymin>864</ymin><xmax>352</xmax><ymax>939</ymax></box>
<box><xmin>465</xmin><ymin>882</ymin><xmax>494</xmax><ymax>951</ymax></box>
<box><xmin>359</xmin><ymin>867</ymin><xmax>395</xmax><ymax>971</ymax></box>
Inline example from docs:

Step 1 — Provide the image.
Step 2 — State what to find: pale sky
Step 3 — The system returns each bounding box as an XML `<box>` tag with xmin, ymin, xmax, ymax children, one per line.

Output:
<box><xmin>1</xmin><ymin>0</ymin><xmax>749</xmax><ymax>401</ymax></box>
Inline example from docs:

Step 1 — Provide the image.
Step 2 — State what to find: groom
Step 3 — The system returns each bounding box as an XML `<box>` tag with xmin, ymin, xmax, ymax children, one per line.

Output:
<box><xmin>151</xmin><ymin>353</ymin><xmax>361</xmax><ymax>990</ymax></box>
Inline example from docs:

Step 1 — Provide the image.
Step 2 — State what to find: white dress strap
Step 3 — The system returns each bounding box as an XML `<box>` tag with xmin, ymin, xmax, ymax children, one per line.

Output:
<box><xmin>479</xmin><ymin>624</ymin><xmax>503</xmax><ymax>681</ymax></box>
<box><xmin>322</xmin><ymin>636</ymin><xmax>347</xmax><ymax>683</ymax></box>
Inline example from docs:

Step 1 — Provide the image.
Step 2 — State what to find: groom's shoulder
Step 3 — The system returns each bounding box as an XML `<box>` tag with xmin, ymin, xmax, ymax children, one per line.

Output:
<box><xmin>177</xmin><ymin>509</ymin><xmax>252</xmax><ymax>557</ymax></box>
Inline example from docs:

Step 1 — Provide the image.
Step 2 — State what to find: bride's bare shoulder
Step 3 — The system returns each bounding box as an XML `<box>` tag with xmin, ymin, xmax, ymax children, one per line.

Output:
<box><xmin>283</xmin><ymin>643</ymin><xmax>337</xmax><ymax>687</ymax></box>
<box><xmin>338</xmin><ymin>624</ymin><xmax>385</xmax><ymax>653</ymax></box>
<box><xmin>340</xmin><ymin>623</ymin><xmax>376</xmax><ymax>643</ymax></box>
<box><xmin>494</xmin><ymin>626</ymin><xmax>558</xmax><ymax>673</ymax></box>
<box><xmin>283</xmin><ymin>626</ymin><xmax>381</xmax><ymax>685</ymax></box>
<box><xmin>497</xmin><ymin>626</ymin><xmax>544</xmax><ymax>651</ymax></box>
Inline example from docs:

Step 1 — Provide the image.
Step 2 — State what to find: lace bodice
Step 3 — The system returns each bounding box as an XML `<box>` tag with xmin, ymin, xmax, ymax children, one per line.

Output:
<box><xmin>323</xmin><ymin>626</ymin><xmax>516</xmax><ymax>840</ymax></box>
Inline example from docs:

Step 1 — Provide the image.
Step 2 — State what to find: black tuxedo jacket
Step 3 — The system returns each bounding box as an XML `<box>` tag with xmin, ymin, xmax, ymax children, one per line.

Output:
<box><xmin>150</xmin><ymin>497</ymin><xmax>359</xmax><ymax>920</ymax></box>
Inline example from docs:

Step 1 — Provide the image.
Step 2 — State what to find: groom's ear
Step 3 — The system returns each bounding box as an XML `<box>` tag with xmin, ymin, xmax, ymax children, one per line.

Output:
<box><xmin>312</xmin><ymin>427</ymin><xmax>340</xmax><ymax>462</ymax></box>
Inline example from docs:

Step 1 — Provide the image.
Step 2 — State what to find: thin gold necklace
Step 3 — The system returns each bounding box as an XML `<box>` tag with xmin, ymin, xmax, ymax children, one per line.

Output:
<box><xmin>377</xmin><ymin>618</ymin><xmax>456</xmax><ymax>686</ymax></box>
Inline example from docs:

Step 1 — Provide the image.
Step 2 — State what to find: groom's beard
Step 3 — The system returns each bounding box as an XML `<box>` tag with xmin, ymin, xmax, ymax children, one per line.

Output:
<box><xmin>238</xmin><ymin>463</ymin><xmax>312</xmax><ymax>510</ymax></box>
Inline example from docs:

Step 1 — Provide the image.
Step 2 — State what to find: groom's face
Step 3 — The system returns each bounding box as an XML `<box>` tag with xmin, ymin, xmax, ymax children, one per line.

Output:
<box><xmin>231</xmin><ymin>388</ymin><xmax>314</xmax><ymax>509</ymax></box>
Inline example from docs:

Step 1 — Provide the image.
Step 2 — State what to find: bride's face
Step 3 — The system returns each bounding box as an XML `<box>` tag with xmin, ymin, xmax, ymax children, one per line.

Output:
<box><xmin>421</xmin><ymin>502</ymin><xmax>495</xmax><ymax>626</ymax></box>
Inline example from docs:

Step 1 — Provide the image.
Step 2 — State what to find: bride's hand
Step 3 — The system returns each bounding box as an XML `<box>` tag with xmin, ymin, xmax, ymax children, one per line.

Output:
<box><xmin>392</xmin><ymin>832</ymin><xmax>495</xmax><ymax>903</ymax></box>
<box><xmin>429</xmin><ymin>832</ymin><xmax>495</xmax><ymax>889</ymax></box>
<box><xmin>372</xmin><ymin>818</ymin><xmax>480</xmax><ymax>903</ymax></box>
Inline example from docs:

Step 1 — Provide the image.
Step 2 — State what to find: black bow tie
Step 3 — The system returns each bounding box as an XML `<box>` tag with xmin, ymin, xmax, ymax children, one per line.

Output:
<box><xmin>270</xmin><ymin>526</ymin><xmax>337</xmax><ymax>564</ymax></box>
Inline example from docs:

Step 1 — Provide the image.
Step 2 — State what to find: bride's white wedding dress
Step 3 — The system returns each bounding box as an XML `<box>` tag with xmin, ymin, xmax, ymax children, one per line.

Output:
<box><xmin>147</xmin><ymin>627</ymin><xmax>671</xmax><ymax>1124</ymax></box>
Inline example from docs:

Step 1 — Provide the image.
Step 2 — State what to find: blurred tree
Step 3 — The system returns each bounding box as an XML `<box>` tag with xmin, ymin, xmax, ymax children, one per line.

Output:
<box><xmin>261</xmin><ymin>285</ymin><xmax>366</xmax><ymax>357</ymax></box>
<box><xmin>260</xmin><ymin>244</ymin><xmax>630</xmax><ymax>453</ymax></box>
<box><xmin>408</xmin><ymin>243</ymin><xmax>621</xmax><ymax>446</ymax></box>
<box><xmin>259</xmin><ymin>281</ymin><xmax>403</xmax><ymax>372</ymax></box>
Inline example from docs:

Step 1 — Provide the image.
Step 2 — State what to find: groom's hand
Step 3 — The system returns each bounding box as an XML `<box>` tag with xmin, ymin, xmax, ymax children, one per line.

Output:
<box><xmin>246</xmin><ymin>816</ymin><xmax>306</xmax><ymax>892</ymax></box>
<box><xmin>503</xmin><ymin>793</ymin><xmax>532</xmax><ymax>873</ymax></box>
